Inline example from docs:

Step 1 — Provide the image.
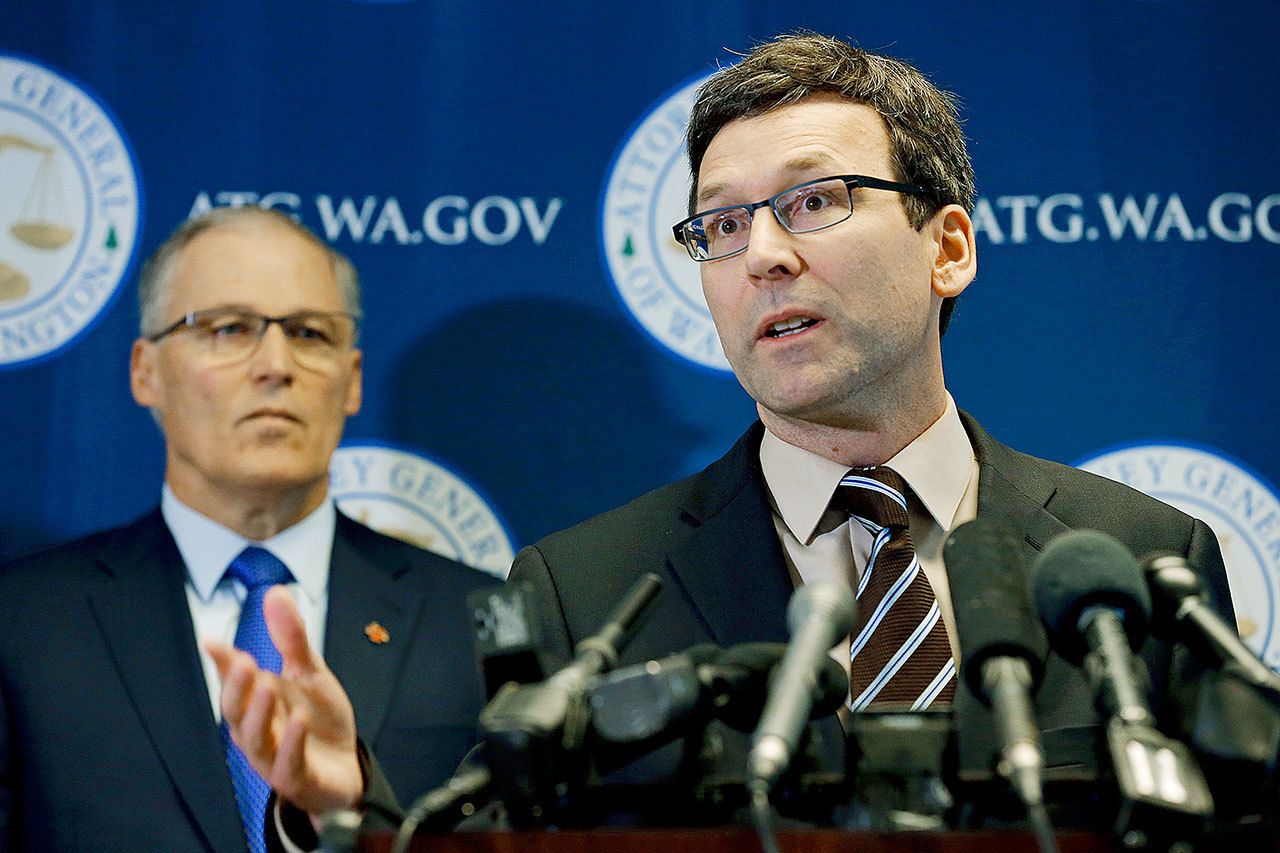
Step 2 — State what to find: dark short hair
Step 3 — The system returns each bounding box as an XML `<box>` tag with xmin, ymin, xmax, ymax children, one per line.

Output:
<box><xmin>686</xmin><ymin>32</ymin><xmax>974</xmax><ymax>334</ymax></box>
<box><xmin>137</xmin><ymin>206</ymin><xmax>361</xmax><ymax>336</ymax></box>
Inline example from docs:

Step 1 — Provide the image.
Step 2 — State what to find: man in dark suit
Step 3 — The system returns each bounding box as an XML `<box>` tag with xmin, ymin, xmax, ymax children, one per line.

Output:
<box><xmin>0</xmin><ymin>207</ymin><xmax>497</xmax><ymax>851</ymax></box>
<box><xmin>508</xmin><ymin>31</ymin><xmax>1232</xmax><ymax>782</ymax></box>
<box><xmin>506</xmin><ymin>31</ymin><xmax>1233</xmax><ymax>785</ymax></box>
<box><xmin>241</xmin><ymin>32</ymin><xmax>1235</xmax><ymax>838</ymax></box>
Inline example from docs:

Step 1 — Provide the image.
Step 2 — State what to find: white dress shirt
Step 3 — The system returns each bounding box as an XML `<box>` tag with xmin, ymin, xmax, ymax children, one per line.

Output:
<box><xmin>161</xmin><ymin>486</ymin><xmax>333</xmax><ymax>721</ymax></box>
<box><xmin>758</xmin><ymin>393</ymin><xmax>980</xmax><ymax>672</ymax></box>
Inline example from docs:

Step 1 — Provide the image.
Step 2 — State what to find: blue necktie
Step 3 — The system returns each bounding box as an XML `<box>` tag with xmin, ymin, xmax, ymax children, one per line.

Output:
<box><xmin>221</xmin><ymin>546</ymin><xmax>294</xmax><ymax>853</ymax></box>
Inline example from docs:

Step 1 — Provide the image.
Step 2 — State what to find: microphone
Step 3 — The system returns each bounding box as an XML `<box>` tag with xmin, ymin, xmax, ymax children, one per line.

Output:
<box><xmin>392</xmin><ymin>763</ymin><xmax>492</xmax><ymax>851</ymax></box>
<box><xmin>588</xmin><ymin>643</ymin><xmax>721</xmax><ymax>743</ymax></box>
<box><xmin>589</xmin><ymin>641</ymin><xmax>848</xmax><ymax>746</ymax></box>
<box><xmin>943</xmin><ymin>519</ymin><xmax>1048</xmax><ymax>809</ymax></box>
<box><xmin>1032</xmin><ymin>530</ymin><xmax>1214</xmax><ymax>837</ymax></box>
<box><xmin>749</xmin><ymin>581</ymin><xmax>857</xmax><ymax>790</ymax></box>
<box><xmin>469</xmin><ymin>582</ymin><xmax>552</xmax><ymax>699</ymax></box>
<box><xmin>476</xmin><ymin>573</ymin><xmax>663</xmax><ymax>825</ymax></box>
<box><xmin>1142</xmin><ymin>552</ymin><xmax>1280</xmax><ymax>701</ymax></box>
<box><xmin>1143</xmin><ymin>553</ymin><xmax>1280</xmax><ymax>821</ymax></box>
<box><xmin>1033</xmin><ymin>529</ymin><xmax>1153</xmax><ymax>723</ymax></box>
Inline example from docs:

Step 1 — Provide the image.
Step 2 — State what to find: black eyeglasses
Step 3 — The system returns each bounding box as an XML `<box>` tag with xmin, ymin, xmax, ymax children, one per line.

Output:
<box><xmin>672</xmin><ymin>174</ymin><xmax>931</xmax><ymax>262</ymax></box>
<box><xmin>146</xmin><ymin>307</ymin><xmax>360</xmax><ymax>368</ymax></box>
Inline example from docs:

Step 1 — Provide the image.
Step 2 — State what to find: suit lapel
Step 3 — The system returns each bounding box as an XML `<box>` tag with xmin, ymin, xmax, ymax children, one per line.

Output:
<box><xmin>665</xmin><ymin>425</ymin><xmax>847</xmax><ymax>771</ymax></box>
<box><xmin>962</xmin><ymin>412</ymin><xmax>1070</xmax><ymax>580</ymax></box>
<box><xmin>324</xmin><ymin>514</ymin><xmax>424</xmax><ymax>746</ymax></box>
<box><xmin>666</xmin><ymin>425</ymin><xmax>793</xmax><ymax>646</ymax></box>
<box><xmin>87</xmin><ymin>511</ymin><xmax>245</xmax><ymax>852</ymax></box>
<box><xmin>954</xmin><ymin>413</ymin><xmax>1070</xmax><ymax>766</ymax></box>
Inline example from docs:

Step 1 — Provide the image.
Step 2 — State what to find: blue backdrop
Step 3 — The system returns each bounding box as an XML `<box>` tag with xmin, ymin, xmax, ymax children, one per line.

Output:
<box><xmin>3</xmin><ymin>1</ymin><xmax>1278</xmax><ymax>661</ymax></box>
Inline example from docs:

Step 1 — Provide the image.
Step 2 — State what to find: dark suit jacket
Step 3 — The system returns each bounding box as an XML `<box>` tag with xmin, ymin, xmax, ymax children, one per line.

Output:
<box><xmin>508</xmin><ymin>414</ymin><xmax>1234</xmax><ymax>791</ymax></box>
<box><xmin>0</xmin><ymin>508</ymin><xmax>499</xmax><ymax>852</ymax></box>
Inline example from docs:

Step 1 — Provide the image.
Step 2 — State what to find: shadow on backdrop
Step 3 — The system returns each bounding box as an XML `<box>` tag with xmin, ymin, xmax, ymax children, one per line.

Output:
<box><xmin>387</xmin><ymin>298</ymin><xmax>712</xmax><ymax>548</ymax></box>
<box><xmin>0</xmin><ymin>520</ymin><xmax>61</xmax><ymax>564</ymax></box>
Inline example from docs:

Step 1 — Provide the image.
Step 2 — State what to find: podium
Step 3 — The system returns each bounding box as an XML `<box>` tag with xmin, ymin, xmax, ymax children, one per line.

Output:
<box><xmin>358</xmin><ymin>829</ymin><xmax>1113</xmax><ymax>853</ymax></box>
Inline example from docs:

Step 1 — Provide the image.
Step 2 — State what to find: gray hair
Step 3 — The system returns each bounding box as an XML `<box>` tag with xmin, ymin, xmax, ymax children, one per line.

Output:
<box><xmin>137</xmin><ymin>206</ymin><xmax>361</xmax><ymax>336</ymax></box>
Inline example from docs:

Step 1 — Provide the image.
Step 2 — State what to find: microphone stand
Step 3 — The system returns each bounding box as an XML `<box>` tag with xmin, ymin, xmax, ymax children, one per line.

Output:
<box><xmin>394</xmin><ymin>572</ymin><xmax>662</xmax><ymax>845</ymax></box>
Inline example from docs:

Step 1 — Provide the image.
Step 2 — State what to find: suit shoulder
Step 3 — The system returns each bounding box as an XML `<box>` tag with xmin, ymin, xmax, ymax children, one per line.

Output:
<box><xmin>527</xmin><ymin>471</ymin><xmax>703</xmax><ymax>560</ymax></box>
<box><xmin>0</xmin><ymin>517</ymin><xmax>148</xmax><ymax>589</ymax></box>
<box><xmin>337</xmin><ymin>512</ymin><xmax>502</xmax><ymax>590</ymax></box>
<box><xmin>1006</xmin><ymin>446</ymin><xmax>1201</xmax><ymax>547</ymax></box>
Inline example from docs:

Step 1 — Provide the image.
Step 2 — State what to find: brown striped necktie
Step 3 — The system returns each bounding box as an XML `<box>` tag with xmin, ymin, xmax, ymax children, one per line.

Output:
<box><xmin>834</xmin><ymin>467</ymin><xmax>956</xmax><ymax>710</ymax></box>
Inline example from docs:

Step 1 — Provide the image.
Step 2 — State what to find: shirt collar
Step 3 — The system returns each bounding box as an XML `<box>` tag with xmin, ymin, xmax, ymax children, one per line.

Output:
<box><xmin>759</xmin><ymin>393</ymin><xmax>975</xmax><ymax>543</ymax></box>
<box><xmin>883</xmin><ymin>394</ymin><xmax>975</xmax><ymax>531</ymax></box>
<box><xmin>161</xmin><ymin>485</ymin><xmax>335</xmax><ymax>605</ymax></box>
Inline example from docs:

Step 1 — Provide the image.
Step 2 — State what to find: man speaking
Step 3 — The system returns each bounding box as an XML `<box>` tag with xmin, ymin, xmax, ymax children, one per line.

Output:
<box><xmin>508</xmin><ymin>30</ymin><xmax>1232</xmax><ymax>766</ymax></box>
<box><xmin>0</xmin><ymin>207</ymin><xmax>497</xmax><ymax>851</ymax></box>
<box><xmin>225</xmin><ymin>32</ymin><xmax>1235</xmax><ymax>836</ymax></box>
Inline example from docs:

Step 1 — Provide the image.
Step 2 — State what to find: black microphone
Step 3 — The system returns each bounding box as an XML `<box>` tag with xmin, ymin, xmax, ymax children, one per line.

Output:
<box><xmin>1033</xmin><ymin>529</ymin><xmax>1153</xmax><ymax>724</ymax></box>
<box><xmin>944</xmin><ymin>519</ymin><xmax>1049</xmax><ymax>809</ymax></box>
<box><xmin>1142</xmin><ymin>552</ymin><xmax>1280</xmax><ymax>701</ymax></box>
<box><xmin>749</xmin><ymin>581</ymin><xmax>857</xmax><ymax>790</ymax></box>
<box><xmin>476</xmin><ymin>573</ymin><xmax>663</xmax><ymax>825</ymax></box>
<box><xmin>391</xmin><ymin>763</ymin><xmax>492</xmax><ymax>851</ymax></box>
<box><xmin>1032</xmin><ymin>530</ymin><xmax>1214</xmax><ymax>837</ymax></box>
<box><xmin>469</xmin><ymin>582</ymin><xmax>552</xmax><ymax>699</ymax></box>
<box><xmin>1143</xmin><ymin>552</ymin><xmax>1280</xmax><ymax>821</ymax></box>
<box><xmin>589</xmin><ymin>641</ymin><xmax>848</xmax><ymax>746</ymax></box>
<box><xmin>588</xmin><ymin>643</ymin><xmax>721</xmax><ymax>743</ymax></box>
<box><xmin>719</xmin><ymin>641</ymin><xmax>848</xmax><ymax>730</ymax></box>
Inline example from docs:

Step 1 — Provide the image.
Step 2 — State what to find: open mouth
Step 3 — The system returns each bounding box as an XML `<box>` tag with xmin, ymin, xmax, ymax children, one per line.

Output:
<box><xmin>763</xmin><ymin>317</ymin><xmax>820</xmax><ymax>339</ymax></box>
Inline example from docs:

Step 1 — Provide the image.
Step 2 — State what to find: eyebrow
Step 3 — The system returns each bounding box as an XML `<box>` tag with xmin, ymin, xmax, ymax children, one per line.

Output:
<box><xmin>696</xmin><ymin>154</ymin><xmax>841</xmax><ymax>208</ymax></box>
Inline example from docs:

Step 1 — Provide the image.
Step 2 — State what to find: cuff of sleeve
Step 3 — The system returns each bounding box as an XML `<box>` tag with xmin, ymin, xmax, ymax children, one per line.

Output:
<box><xmin>270</xmin><ymin>740</ymin><xmax>372</xmax><ymax>853</ymax></box>
<box><xmin>273</xmin><ymin>794</ymin><xmax>319</xmax><ymax>853</ymax></box>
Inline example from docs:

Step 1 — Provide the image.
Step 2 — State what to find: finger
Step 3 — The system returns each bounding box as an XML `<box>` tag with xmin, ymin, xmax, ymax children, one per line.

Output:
<box><xmin>203</xmin><ymin>638</ymin><xmax>236</xmax><ymax>681</ymax></box>
<box><xmin>238</xmin><ymin>676</ymin><xmax>281</xmax><ymax>763</ymax></box>
<box><xmin>275</xmin><ymin>708</ymin><xmax>309</xmax><ymax>792</ymax></box>
<box><xmin>219</xmin><ymin>650</ymin><xmax>261</xmax><ymax>727</ymax></box>
<box><xmin>263</xmin><ymin>586</ymin><xmax>318</xmax><ymax>673</ymax></box>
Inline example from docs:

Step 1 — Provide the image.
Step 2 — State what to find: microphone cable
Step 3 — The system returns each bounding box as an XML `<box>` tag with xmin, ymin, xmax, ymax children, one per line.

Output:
<box><xmin>392</xmin><ymin>765</ymin><xmax>490</xmax><ymax>853</ymax></box>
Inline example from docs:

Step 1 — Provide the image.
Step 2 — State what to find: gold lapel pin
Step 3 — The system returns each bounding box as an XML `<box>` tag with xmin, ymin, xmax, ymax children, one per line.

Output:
<box><xmin>364</xmin><ymin>622</ymin><xmax>390</xmax><ymax>645</ymax></box>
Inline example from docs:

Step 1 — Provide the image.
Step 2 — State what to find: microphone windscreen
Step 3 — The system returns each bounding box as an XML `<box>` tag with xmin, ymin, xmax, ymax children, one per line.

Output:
<box><xmin>1031</xmin><ymin>529</ymin><xmax>1152</xmax><ymax>663</ymax></box>
<box><xmin>943</xmin><ymin>518</ymin><xmax>1047</xmax><ymax>701</ymax></box>
<box><xmin>588</xmin><ymin>643</ymin><xmax>722</xmax><ymax>742</ymax></box>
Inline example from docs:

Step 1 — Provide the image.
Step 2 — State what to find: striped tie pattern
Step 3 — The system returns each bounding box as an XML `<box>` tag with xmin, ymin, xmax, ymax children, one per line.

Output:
<box><xmin>221</xmin><ymin>546</ymin><xmax>294</xmax><ymax>853</ymax></box>
<box><xmin>835</xmin><ymin>467</ymin><xmax>956</xmax><ymax>711</ymax></box>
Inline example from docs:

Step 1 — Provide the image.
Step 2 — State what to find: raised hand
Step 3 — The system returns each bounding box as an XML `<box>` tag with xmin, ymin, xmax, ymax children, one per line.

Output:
<box><xmin>205</xmin><ymin>585</ymin><xmax>364</xmax><ymax>820</ymax></box>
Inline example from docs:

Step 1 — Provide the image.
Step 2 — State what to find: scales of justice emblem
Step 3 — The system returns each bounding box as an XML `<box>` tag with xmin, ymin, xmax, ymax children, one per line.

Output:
<box><xmin>0</xmin><ymin>132</ymin><xmax>76</xmax><ymax>302</ymax></box>
<box><xmin>0</xmin><ymin>53</ymin><xmax>141</xmax><ymax>368</ymax></box>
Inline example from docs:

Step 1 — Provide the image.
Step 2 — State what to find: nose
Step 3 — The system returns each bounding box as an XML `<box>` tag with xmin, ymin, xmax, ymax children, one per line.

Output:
<box><xmin>742</xmin><ymin>208</ymin><xmax>801</xmax><ymax>282</ymax></box>
<box><xmin>248</xmin><ymin>320</ymin><xmax>297</xmax><ymax>383</ymax></box>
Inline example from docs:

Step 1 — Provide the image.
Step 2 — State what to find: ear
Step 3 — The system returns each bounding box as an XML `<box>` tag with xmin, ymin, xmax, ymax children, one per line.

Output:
<box><xmin>344</xmin><ymin>349</ymin><xmax>363</xmax><ymax>417</ymax></box>
<box><xmin>130</xmin><ymin>338</ymin><xmax>160</xmax><ymax>409</ymax></box>
<box><xmin>930</xmin><ymin>205</ymin><xmax>977</xmax><ymax>299</ymax></box>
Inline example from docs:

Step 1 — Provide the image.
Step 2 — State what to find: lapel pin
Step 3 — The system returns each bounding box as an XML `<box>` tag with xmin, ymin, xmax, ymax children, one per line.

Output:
<box><xmin>364</xmin><ymin>622</ymin><xmax>390</xmax><ymax>645</ymax></box>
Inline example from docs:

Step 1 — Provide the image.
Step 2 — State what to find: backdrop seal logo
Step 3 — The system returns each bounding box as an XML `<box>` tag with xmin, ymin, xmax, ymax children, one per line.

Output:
<box><xmin>599</xmin><ymin>73</ymin><xmax>731</xmax><ymax>372</ymax></box>
<box><xmin>1077</xmin><ymin>442</ymin><xmax>1280</xmax><ymax>671</ymax></box>
<box><xmin>330</xmin><ymin>442</ymin><xmax>515</xmax><ymax>578</ymax></box>
<box><xmin>0</xmin><ymin>53</ymin><xmax>143</xmax><ymax>369</ymax></box>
